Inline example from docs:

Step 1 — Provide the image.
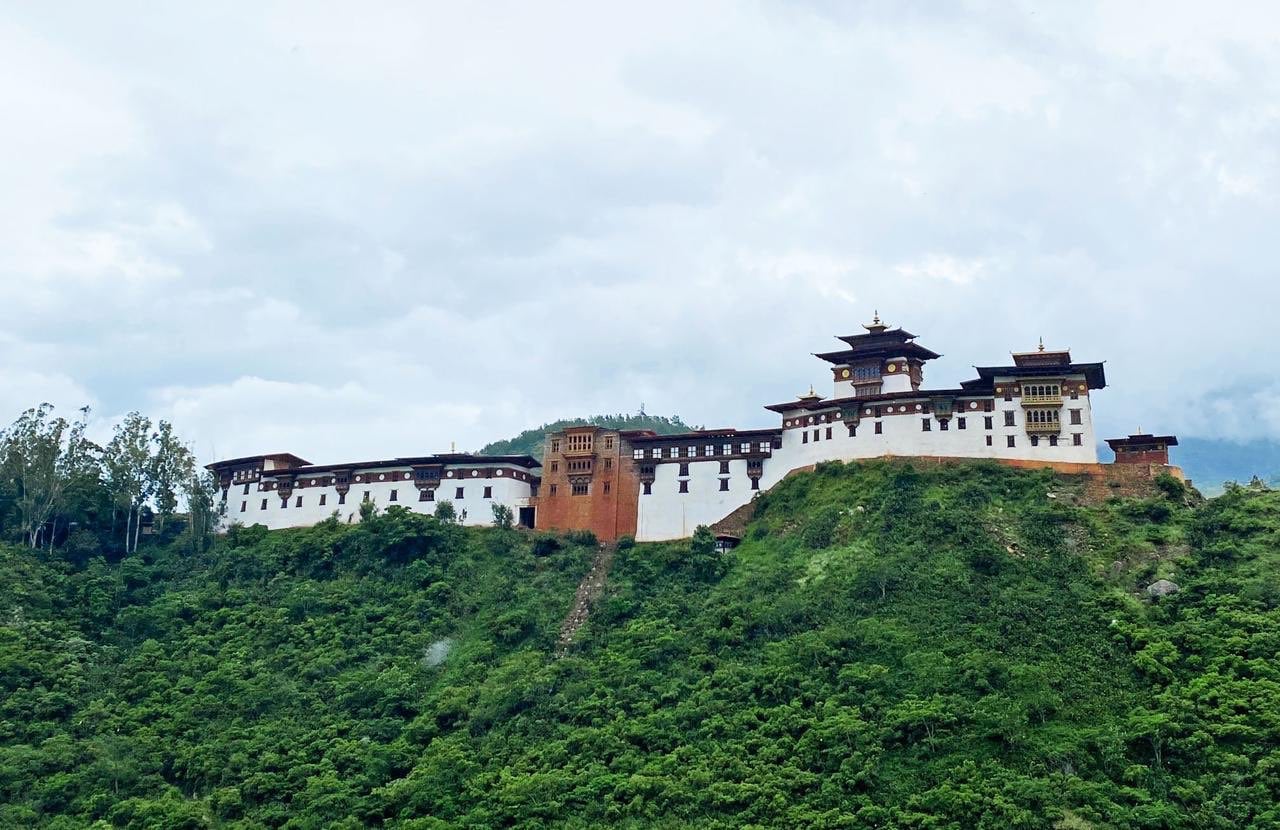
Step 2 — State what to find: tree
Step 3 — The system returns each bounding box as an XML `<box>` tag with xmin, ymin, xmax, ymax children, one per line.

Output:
<box><xmin>149</xmin><ymin>420</ymin><xmax>194</xmax><ymax>535</ymax></box>
<box><xmin>0</xmin><ymin>404</ymin><xmax>97</xmax><ymax>549</ymax></box>
<box><xmin>103</xmin><ymin>413</ymin><xmax>154</xmax><ymax>553</ymax></box>
<box><xmin>491</xmin><ymin>502</ymin><xmax>514</xmax><ymax>530</ymax></box>
<box><xmin>182</xmin><ymin>468</ymin><xmax>223</xmax><ymax>554</ymax></box>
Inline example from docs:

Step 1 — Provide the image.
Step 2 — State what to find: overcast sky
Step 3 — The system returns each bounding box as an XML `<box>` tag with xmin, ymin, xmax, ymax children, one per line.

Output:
<box><xmin>2</xmin><ymin>1</ymin><xmax>1278</xmax><ymax>464</ymax></box>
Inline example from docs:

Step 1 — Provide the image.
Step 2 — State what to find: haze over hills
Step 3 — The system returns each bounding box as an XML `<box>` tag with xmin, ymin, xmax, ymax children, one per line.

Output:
<box><xmin>1170</xmin><ymin>437</ymin><xmax>1280</xmax><ymax>494</ymax></box>
<box><xmin>3</xmin><ymin>458</ymin><xmax>1279</xmax><ymax>827</ymax></box>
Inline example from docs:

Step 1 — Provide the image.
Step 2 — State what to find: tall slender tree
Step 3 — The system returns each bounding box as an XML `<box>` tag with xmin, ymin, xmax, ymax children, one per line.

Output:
<box><xmin>103</xmin><ymin>413</ymin><xmax>154</xmax><ymax>554</ymax></box>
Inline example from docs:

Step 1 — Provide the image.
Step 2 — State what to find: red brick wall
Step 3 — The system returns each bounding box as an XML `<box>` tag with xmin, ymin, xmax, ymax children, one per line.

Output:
<box><xmin>1114</xmin><ymin>448</ymin><xmax>1171</xmax><ymax>465</ymax></box>
<box><xmin>532</xmin><ymin>427</ymin><xmax>640</xmax><ymax>542</ymax></box>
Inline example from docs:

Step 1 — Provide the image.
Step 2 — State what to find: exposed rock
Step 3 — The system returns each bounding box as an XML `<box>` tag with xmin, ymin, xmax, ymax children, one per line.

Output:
<box><xmin>1145</xmin><ymin>579</ymin><xmax>1180</xmax><ymax>598</ymax></box>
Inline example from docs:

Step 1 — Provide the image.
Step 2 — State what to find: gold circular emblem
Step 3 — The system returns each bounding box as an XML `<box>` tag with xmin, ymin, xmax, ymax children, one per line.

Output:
<box><xmin>887</xmin><ymin>364</ymin><xmax>897</xmax><ymax>373</ymax></box>
<box><xmin>841</xmin><ymin>369</ymin><xmax>851</xmax><ymax>378</ymax></box>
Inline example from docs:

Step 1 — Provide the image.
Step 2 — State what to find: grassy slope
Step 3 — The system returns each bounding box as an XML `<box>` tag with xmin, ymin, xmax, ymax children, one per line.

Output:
<box><xmin>3</xmin><ymin>462</ymin><xmax>1280</xmax><ymax>828</ymax></box>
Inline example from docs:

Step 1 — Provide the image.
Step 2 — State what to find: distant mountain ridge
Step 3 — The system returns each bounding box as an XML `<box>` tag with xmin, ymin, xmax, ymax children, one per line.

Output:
<box><xmin>478</xmin><ymin>413</ymin><xmax>695</xmax><ymax>459</ymax></box>
<box><xmin>1172</xmin><ymin>437</ymin><xmax>1280</xmax><ymax>494</ymax></box>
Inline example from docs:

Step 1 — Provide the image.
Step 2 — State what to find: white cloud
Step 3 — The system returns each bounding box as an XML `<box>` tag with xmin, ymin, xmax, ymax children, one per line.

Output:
<box><xmin>1</xmin><ymin>0</ymin><xmax>1279</xmax><ymax>460</ymax></box>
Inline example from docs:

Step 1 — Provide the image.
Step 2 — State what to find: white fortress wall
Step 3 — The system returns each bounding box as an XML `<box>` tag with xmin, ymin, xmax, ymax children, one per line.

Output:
<box><xmin>635</xmin><ymin>458</ymin><xmax>756</xmax><ymax>542</ymax></box>
<box><xmin>222</xmin><ymin>463</ymin><xmax>535</xmax><ymax>531</ymax></box>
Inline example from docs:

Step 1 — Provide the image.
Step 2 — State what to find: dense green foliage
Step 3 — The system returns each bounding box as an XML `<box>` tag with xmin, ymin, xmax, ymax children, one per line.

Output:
<box><xmin>4</xmin><ymin>461</ymin><xmax>1280</xmax><ymax>827</ymax></box>
<box><xmin>478</xmin><ymin>413</ymin><xmax>694</xmax><ymax>459</ymax></box>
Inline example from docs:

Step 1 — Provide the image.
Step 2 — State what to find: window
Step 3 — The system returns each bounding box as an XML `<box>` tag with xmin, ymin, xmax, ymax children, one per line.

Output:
<box><xmin>722</xmin><ymin>443</ymin><xmax>732</xmax><ymax>455</ymax></box>
<box><xmin>740</xmin><ymin>442</ymin><xmax>751</xmax><ymax>453</ymax></box>
<box><xmin>1004</xmin><ymin>411</ymin><xmax>1016</xmax><ymax>427</ymax></box>
<box><xmin>679</xmin><ymin>463</ymin><xmax>689</xmax><ymax>477</ymax></box>
<box><xmin>242</xmin><ymin>483</ymin><xmax>250</xmax><ymax>495</ymax></box>
<box><xmin>419</xmin><ymin>489</ymin><xmax>433</xmax><ymax>502</ymax></box>
<box><xmin>1070</xmin><ymin>409</ymin><xmax>1082</xmax><ymax>425</ymax></box>
<box><xmin>296</xmin><ymin>496</ymin><xmax>302</xmax><ymax>507</ymax></box>
<box><xmin>750</xmin><ymin>478</ymin><xmax>760</xmax><ymax>490</ymax></box>
<box><xmin>1049</xmin><ymin>435</ymin><xmax>1058</xmax><ymax>447</ymax></box>
<box><xmin>643</xmin><ymin>482</ymin><xmax>652</xmax><ymax>495</ymax></box>
<box><xmin>667</xmin><ymin>447</ymin><xmax>678</xmax><ymax>459</ymax></box>
<box><xmin>1030</xmin><ymin>436</ymin><xmax>1039</xmax><ymax>447</ymax></box>
<box><xmin>802</xmin><ymin>432</ymin><xmax>809</xmax><ymax>444</ymax></box>
<box><xmin>550</xmin><ymin>484</ymin><xmax>558</xmax><ymax>496</ymax></box>
<box><xmin>317</xmin><ymin>494</ymin><xmax>325</xmax><ymax>506</ymax></box>
<box><xmin>603</xmin><ymin>482</ymin><xmax>611</xmax><ymax>495</ymax></box>
<box><xmin>1007</xmin><ymin>435</ymin><xmax>1016</xmax><ymax>448</ymax></box>
<box><xmin>1070</xmin><ymin>388</ymin><xmax>1079</xmax><ymax>400</ymax></box>
<box><xmin>1004</xmin><ymin>390</ymin><xmax>1012</xmax><ymax>402</ymax></box>
<box><xmin>874</xmin><ymin>422</ymin><xmax>883</xmax><ymax>434</ymax></box>
<box><xmin>572</xmin><ymin>482</ymin><xmax>588</xmax><ymax>496</ymax></box>
<box><xmin>984</xmin><ymin>400</ymin><xmax>994</xmax><ymax>412</ymax></box>
<box><xmin>551</xmin><ymin>440</ymin><xmax>560</xmax><ymax>453</ymax></box>
<box><xmin>719</xmin><ymin>460</ymin><xmax>730</xmax><ymax>474</ymax></box>
<box><xmin>825</xmin><ymin>427</ymin><xmax>832</xmax><ymax>440</ymax></box>
<box><xmin>604</xmin><ymin>437</ymin><xmax>613</xmax><ymax>449</ymax></box>
<box><xmin>758</xmin><ymin>441</ymin><xmax>770</xmax><ymax>452</ymax></box>
<box><xmin>985</xmin><ymin>436</ymin><xmax>993</xmax><ymax>447</ymax></box>
<box><xmin>984</xmin><ymin>416</ymin><xmax>993</xmax><ymax>430</ymax></box>
<box><xmin>939</xmin><ymin>419</ymin><xmax>949</xmax><ymax>431</ymax></box>
<box><xmin>389</xmin><ymin>489</ymin><xmax>398</xmax><ymax>502</ymax></box>
<box><xmin>812</xmin><ymin>429</ymin><xmax>820</xmax><ymax>442</ymax></box>
<box><xmin>338</xmin><ymin>493</ymin><xmax>347</xmax><ymax>505</ymax></box>
<box><xmin>551</xmin><ymin>462</ymin><xmax>559</xmax><ymax>472</ymax></box>
<box><xmin>1073</xmin><ymin>433</ymin><xmax>1083</xmax><ymax>446</ymax></box>
<box><xmin>679</xmin><ymin>480</ymin><xmax>688</xmax><ymax>493</ymax></box>
<box><xmin>363</xmin><ymin>491</ymin><xmax>371</xmax><ymax>502</ymax></box>
<box><xmin>958</xmin><ymin>417</ymin><xmax>966</xmax><ymax>430</ymax></box>
<box><xmin>604</xmin><ymin>459</ymin><xmax>612</xmax><ymax>470</ymax></box>
<box><xmin>921</xmin><ymin>419</ymin><xmax>931</xmax><ymax>431</ymax></box>
<box><xmin>633</xmin><ymin>449</ymin><xmax>644</xmax><ymax>460</ymax></box>
<box><xmin>847</xmin><ymin>424</ymin><xmax>857</xmax><ymax>437</ymax></box>
<box><xmin>240</xmin><ymin>501</ymin><xmax>247</xmax><ymax>513</ymax></box>
<box><xmin>261</xmin><ymin>498</ymin><xmax>268</xmax><ymax>510</ymax></box>
<box><xmin>281</xmin><ymin>498</ymin><xmax>288</xmax><ymax>509</ymax></box>
<box><xmin>483</xmin><ymin>486</ymin><xmax>492</xmax><ymax>499</ymax></box>
<box><xmin>455</xmin><ymin>487</ymin><xmax>465</xmax><ymax>499</ymax></box>
<box><xmin>719</xmin><ymin>478</ymin><xmax>729</xmax><ymax>491</ymax></box>
<box><xmin>704</xmin><ymin>445</ymin><xmax>714</xmax><ymax>456</ymax></box>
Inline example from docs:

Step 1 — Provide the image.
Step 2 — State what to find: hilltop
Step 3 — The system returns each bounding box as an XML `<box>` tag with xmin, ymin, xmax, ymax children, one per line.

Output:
<box><xmin>3</xmin><ymin>460</ymin><xmax>1280</xmax><ymax>827</ymax></box>
<box><xmin>478</xmin><ymin>412</ymin><xmax>694</xmax><ymax>458</ymax></box>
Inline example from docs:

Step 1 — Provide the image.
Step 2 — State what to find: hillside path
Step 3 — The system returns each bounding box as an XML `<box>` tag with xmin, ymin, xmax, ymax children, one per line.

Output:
<box><xmin>557</xmin><ymin>543</ymin><xmax>615</xmax><ymax>655</ymax></box>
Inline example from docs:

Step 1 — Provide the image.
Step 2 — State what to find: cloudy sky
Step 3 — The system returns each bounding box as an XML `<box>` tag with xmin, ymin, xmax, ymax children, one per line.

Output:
<box><xmin>2</xmin><ymin>1</ymin><xmax>1278</xmax><ymax>464</ymax></box>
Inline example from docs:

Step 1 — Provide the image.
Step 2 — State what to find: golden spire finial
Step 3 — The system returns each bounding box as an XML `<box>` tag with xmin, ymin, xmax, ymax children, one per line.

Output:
<box><xmin>808</xmin><ymin>384</ymin><xmax>816</xmax><ymax>397</ymax></box>
<box><xmin>1038</xmin><ymin>336</ymin><xmax>1045</xmax><ymax>352</ymax></box>
<box><xmin>873</xmin><ymin>309</ymin><xmax>880</xmax><ymax>325</ymax></box>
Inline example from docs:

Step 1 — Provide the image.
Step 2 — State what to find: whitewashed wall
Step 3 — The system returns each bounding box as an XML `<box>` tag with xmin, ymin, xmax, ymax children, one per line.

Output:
<box><xmin>635</xmin><ymin>458</ymin><xmax>757</xmax><ymax>542</ymax></box>
<box><xmin>631</xmin><ymin>383</ymin><xmax>1099</xmax><ymax>541</ymax></box>
<box><xmin>221</xmin><ymin>465</ymin><xmax>535</xmax><ymax>531</ymax></box>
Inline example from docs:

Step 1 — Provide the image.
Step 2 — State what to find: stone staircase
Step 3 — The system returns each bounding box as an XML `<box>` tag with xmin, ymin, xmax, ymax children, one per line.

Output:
<box><xmin>556</xmin><ymin>543</ymin><xmax>615</xmax><ymax>655</ymax></box>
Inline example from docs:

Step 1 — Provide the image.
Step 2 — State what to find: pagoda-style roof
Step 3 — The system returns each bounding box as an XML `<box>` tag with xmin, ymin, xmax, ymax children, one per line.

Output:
<box><xmin>764</xmin><ymin>387</ymin><xmax>977</xmax><ymax>414</ymax></box>
<box><xmin>212</xmin><ymin>453</ymin><xmax>540</xmax><ymax>477</ymax></box>
<box><xmin>813</xmin><ymin>315</ymin><xmax>942</xmax><ymax>365</ymax></box>
<box><xmin>815</xmin><ymin>339</ymin><xmax>942</xmax><ymax>365</ymax></box>
<box><xmin>961</xmin><ymin>361</ymin><xmax>1106</xmax><ymax>391</ymax></box>
<box><xmin>1106</xmin><ymin>433</ymin><xmax>1178</xmax><ymax>451</ymax></box>
<box><xmin>627</xmin><ymin>427</ymin><xmax>783</xmax><ymax>444</ymax></box>
<box><xmin>206</xmin><ymin>452</ymin><xmax>311</xmax><ymax>472</ymax></box>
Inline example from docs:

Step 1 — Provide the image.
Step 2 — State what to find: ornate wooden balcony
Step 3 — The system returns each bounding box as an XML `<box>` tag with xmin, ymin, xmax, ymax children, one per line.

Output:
<box><xmin>1025</xmin><ymin>420</ymin><xmax>1062</xmax><ymax>434</ymax></box>
<box><xmin>1020</xmin><ymin>392</ymin><xmax>1063</xmax><ymax>406</ymax></box>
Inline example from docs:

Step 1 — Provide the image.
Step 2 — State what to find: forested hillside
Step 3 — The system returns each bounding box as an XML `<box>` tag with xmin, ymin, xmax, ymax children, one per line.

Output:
<box><xmin>4</xmin><ymin>460</ymin><xmax>1280</xmax><ymax>828</ymax></box>
<box><xmin>478</xmin><ymin>413</ymin><xmax>694</xmax><ymax>458</ymax></box>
